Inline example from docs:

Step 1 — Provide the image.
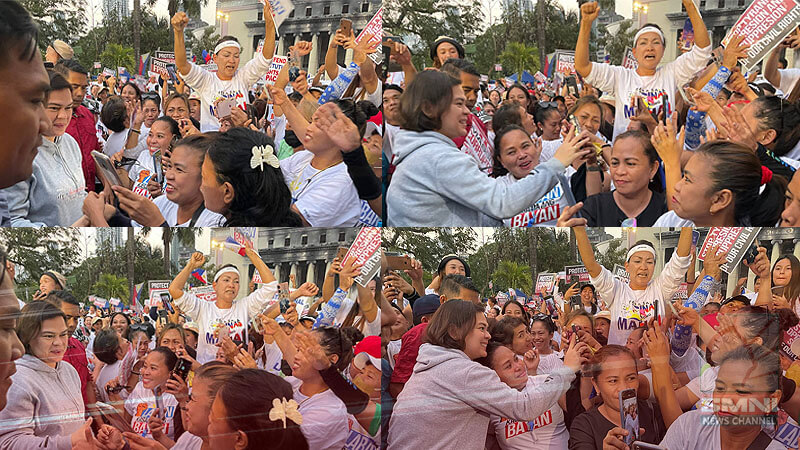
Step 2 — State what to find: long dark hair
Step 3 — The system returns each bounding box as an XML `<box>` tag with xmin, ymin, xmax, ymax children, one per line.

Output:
<box><xmin>696</xmin><ymin>140</ymin><xmax>787</xmax><ymax>226</ymax></box>
<box><xmin>613</xmin><ymin>129</ymin><xmax>664</xmax><ymax>193</ymax></box>
<box><xmin>772</xmin><ymin>255</ymin><xmax>800</xmax><ymax>306</ymax></box>
<box><xmin>491</xmin><ymin>125</ymin><xmax>530</xmax><ymax>178</ymax></box>
<box><xmin>207</xmin><ymin>127</ymin><xmax>301</xmax><ymax>226</ymax></box>
<box><xmin>752</xmin><ymin>96</ymin><xmax>800</xmax><ymax>157</ymax></box>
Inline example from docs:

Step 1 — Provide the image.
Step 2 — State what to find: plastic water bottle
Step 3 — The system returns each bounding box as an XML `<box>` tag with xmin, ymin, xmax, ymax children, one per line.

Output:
<box><xmin>314</xmin><ymin>288</ymin><xmax>346</xmax><ymax>328</ymax></box>
<box><xmin>671</xmin><ymin>275</ymin><xmax>715</xmax><ymax>356</ymax></box>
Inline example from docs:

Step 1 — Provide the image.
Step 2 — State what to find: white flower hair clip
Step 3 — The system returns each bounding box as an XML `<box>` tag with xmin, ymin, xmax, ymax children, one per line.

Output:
<box><xmin>268</xmin><ymin>397</ymin><xmax>303</xmax><ymax>428</ymax></box>
<box><xmin>250</xmin><ymin>144</ymin><xmax>280</xmax><ymax>171</ymax></box>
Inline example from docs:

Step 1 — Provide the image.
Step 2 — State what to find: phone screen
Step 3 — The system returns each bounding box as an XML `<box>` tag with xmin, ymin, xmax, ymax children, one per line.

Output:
<box><xmin>619</xmin><ymin>389</ymin><xmax>639</xmax><ymax>445</ymax></box>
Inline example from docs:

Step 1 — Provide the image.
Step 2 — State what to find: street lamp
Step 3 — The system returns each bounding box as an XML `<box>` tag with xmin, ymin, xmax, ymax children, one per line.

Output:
<box><xmin>216</xmin><ymin>11</ymin><xmax>230</xmax><ymax>21</ymax></box>
<box><xmin>633</xmin><ymin>2</ymin><xmax>648</xmax><ymax>27</ymax></box>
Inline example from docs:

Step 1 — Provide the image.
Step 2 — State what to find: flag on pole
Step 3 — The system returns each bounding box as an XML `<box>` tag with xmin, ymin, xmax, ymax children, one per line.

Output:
<box><xmin>138</xmin><ymin>52</ymin><xmax>150</xmax><ymax>76</ymax></box>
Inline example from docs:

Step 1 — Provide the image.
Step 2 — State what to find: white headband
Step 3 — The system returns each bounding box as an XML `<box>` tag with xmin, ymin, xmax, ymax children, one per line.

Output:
<box><xmin>626</xmin><ymin>244</ymin><xmax>656</xmax><ymax>262</ymax></box>
<box><xmin>633</xmin><ymin>27</ymin><xmax>665</xmax><ymax>46</ymax></box>
<box><xmin>214</xmin><ymin>41</ymin><xmax>241</xmax><ymax>55</ymax></box>
<box><xmin>214</xmin><ymin>266</ymin><xmax>240</xmax><ymax>282</ymax></box>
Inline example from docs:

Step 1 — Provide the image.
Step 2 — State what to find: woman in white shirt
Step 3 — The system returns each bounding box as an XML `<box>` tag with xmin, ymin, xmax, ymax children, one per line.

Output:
<box><xmin>574</xmin><ymin>0</ymin><xmax>710</xmax><ymax>140</ymax></box>
<box><xmin>171</xmin><ymin>2</ymin><xmax>275</xmax><ymax>131</ymax></box>
<box><xmin>168</xmin><ymin>249</ymin><xmax>278</xmax><ymax>364</ymax></box>
<box><xmin>575</xmin><ymin>226</ymin><xmax>692</xmax><ymax>345</ymax></box>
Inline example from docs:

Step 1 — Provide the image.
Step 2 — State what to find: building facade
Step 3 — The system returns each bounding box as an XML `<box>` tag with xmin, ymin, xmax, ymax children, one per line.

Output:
<box><xmin>215</xmin><ymin>0</ymin><xmax>381</xmax><ymax>75</ymax></box>
<box><xmin>210</xmin><ymin>227</ymin><xmax>359</xmax><ymax>299</ymax></box>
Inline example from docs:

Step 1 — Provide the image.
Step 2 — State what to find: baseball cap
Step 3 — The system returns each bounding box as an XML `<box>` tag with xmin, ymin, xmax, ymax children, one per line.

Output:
<box><xmin>412</xmin><ymin>294</ymin><xmax>440</xmax><ymax>325</ymax></box>
<box><xmin>437</xmin><ymin>254</ymin><xmax>471</xmax><ymax>277</ymax></box>
<box><xmin>594</xmin><ymin>310</ymin><xmax>611</xmax><ymax>322</ymax></box>
<box><xmin>353</xmin><ymin>335</ymin><xmax>380</xmax><ymax>370</ymax></box>
<box><xmin>183</xmin><ymin>321</ymin><xmax>199</xmax><ymax>335</ymax></box>
<box><xmin>430</xmin><ymin>36</ymin><xmax>465</xmax><ymax>61</ymax></box>
<box><xmin>51</xmin><ymin>40</ymin><xmax>74</xmax><ymax>60</ymax></box>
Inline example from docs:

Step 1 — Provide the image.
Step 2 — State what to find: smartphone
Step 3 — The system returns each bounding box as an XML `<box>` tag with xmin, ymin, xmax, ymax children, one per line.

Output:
<box><xmin>568</xmin><ymin>114</ymin><xmax>582</xmax><ymax>136</ymax></box>
<box><xmin>621</xmin><ymin>218</ymin><xmax>637</xmax><ymax>228</ymax></box>
<box><xmin>157</xmin><ymin>309</ymin><xmax>168</xmax><ymax>324</ymax></box>
<box><xmin>631</xmin><ymin>443</ymin><xmax>666</xmax><ymax>450</ymax></box>
<box><xmin>386</xmin><ymin>254</ymin><xmax>412</xmax><ymax>271</ymax></box>
<box><xmin>661</xmin><ymin>93</ymin><xmax>669</xmax><ymax>124</ymax></box>
<box><xmin>160</xmin><ymin>293</ymin><xmax>174</xmax><ymax>314</ymax></box>
<box><xmin>278</xmin><ymin>282</ymin><xmax>291</xmax><ymax>314</ymax></box>
<box><xmin>336</xmin><ymin>246</ymin><xmax>349</xmax><ymax>261</ymax></box>
<box><xmin>570</xmin><ymin>295</ymin><xmax>582</xmax><ymax>311</ymax></box>
<box><xmin>566</xmin><ymin>76</ymin><xmax>578</xmax><ymax>97</ymax></box>
<box><xmin>216</xmin><ymin>98</ymin><xmax>235</xmax><ymax>119</ymax></box>
<box><xmin>636</xmin><ymin>96</ymin><xmax>650</xmax><ymax>118</ymax></box>
<box><xmin>772</xmin><ymin>286</ymin><xmax>786</xmax><ymax>297</ymax></box>
<box><xmin>743</xmin><ymin>243</ymin><xmax>758</xmax><ymax>265</ymax></box>
<box><xmin>619</xmin><ymin>388</ymin><xmax>639</xmax><ymax>445</ymax></box>
<box><xmin>153</xmin><ymin>387</ymin><xmax>165</xmax><ymax>420</ymax></box>
<box><xmin>166</xmin><ymin>63</ymin><xmax>178</xmax><ymax>84</ymax></box>
<box><xmin>172</xmin><ymin>358</ymin><xmax>192</xmax><ymax>381</ymax></box>
<box><xmin>691</xmin><ymin>230</ymin><xmax>700</xmax><ymax>247</ymax></box>
<box><xmin>653</xmin><ymin>299</ymin><xmax>660</xmax><ymax>326</ymax></box>
<box><xmin>288</xmin><ymin>66</ymin><xmax>301</xmax><ymax>82</ymax></box>
<box><xmin>92</xmin><ymin>151</ymin><xmax>123</xmax><ymax>188</ymax></box>
<box><xmin>339</xmin><ymin>18</ymin><xmax>352</xmax><ymax>37</ymax></box>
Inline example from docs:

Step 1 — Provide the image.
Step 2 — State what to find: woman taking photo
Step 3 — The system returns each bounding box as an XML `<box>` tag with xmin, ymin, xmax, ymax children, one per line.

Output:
<box><xmin>200</xmin><ymin>127</ymin><xmax>301</xmax><ymax>226</ymax></box>
<box><xmin>653</xmin><ymin>140</ymin><xmax>786</xmax><ymax>226</ymax></box>
<box><xmin>387</xmin><ymin>70</ymin><xmax>591</xmax><ymax>226</ymax></box>
<box><xmin>575</xmin><ymin>226</ymin><xmax>692</xmax><ymax>345</ymax></box>
<box><xmin>388</xmin><ymin>299</ymin><xmax>589</xmax><ymax>450</ymax></box>
<box><xmin>770</xmin><ymin>255</ymin><xmax>800</xmax><ymax>314</ymax></box>
<box><xmin>479</xmin><ymin>341</ymin><xmax>570</xmax><ymax>450</ymax></box>
<box><xmin>0</xmin><ymin>301</ymin><xmax>87</xmax><ymax>447</ymax></box>
<box><xmin>579</xmin><ymin>130</ymin><xmax>665</xmax><ymax>226</ymax></box>
<box><xmin>569</xmin><ymin>345</ymin><xmax>666</xmax><ymax>449</ymax></box>
<box><xmin>110</xmin><ymin>312</ymin><xmax>131</xmax><ymax>341</ymax></box>
<box><xmin>563</xmin><ymin>97</ymin><xmax>611</xmax><ymax>203</ymax></box>
<box><xmin>171</xmin><ymin>1</ymin><xmax>275</xmax><ymax>131</ymax></box>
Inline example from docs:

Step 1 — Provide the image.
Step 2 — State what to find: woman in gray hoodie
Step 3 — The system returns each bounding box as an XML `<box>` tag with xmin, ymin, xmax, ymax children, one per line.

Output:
<box><xmin>387</xmin><ymin>300</ymin><xmax>590</xmax><ymax>450</ymax></box>
<box><xmin>386</xmin><ymin>70</ymin><xmax>592</xmax><ymax>226</ymax></box>
<box><xmin>0</xmin><ymin>301</ymin><xmax>88</xmax><ymax>449</ymax></box>
<box><xmin>2</xmin><ymin>71</ymin><xmax>86</xmax><ymax>227</ymax></box>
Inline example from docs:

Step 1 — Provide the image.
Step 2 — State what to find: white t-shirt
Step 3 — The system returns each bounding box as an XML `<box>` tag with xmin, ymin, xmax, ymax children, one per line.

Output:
<box><xmin>124</xmin><ymin>382</ymin><xmax>179</xmax><ymax>440</ymax></box>
<box><xmin>96</xmin><ymin>359</ymin><xmax>122</xmax><ymax>403</ymax></box>
<box><xmin>387</xmin><ymin>339</ymin><xmax>402</xmax><ymax>370</ymax></box>
<box><xmin>653</xmin><ymin>210</ymin><xmax>695</xmax><ymax>227</ymax></box>
<box><xmin>345</xmin><ymin>414</ymin><xmax>379</xmax><ymax>450</ymax></box>
<box><xmin>660</xmin><ymin>409</ymin><xmax>786</xmax><ymax>450</ymax></box>
<box><xmin>686</xmin><ymin>365</ymin><xmax>719</xmax><ymax>411</ymax></box>
<box><xmin>497</xmin><ymin>173</ymin><xmax>571</xmax><ymax>227</ymax></box>
<box><xmin>173</xmin><ymin>281</ymin><xmax>278</xmax><ymax>364</ymax></box>
<box><xmin>280</xmin><ymin>150</ymin><xmax>360</xmax><ymax>226</ymax></box>
<box><xmin>257</xmin><ymin>340</ymin><xmax>284</xmax><ymax>376</ymax></box>
<box><xmin>104</xmin><ymin>130</ymin><xmax>129</xmax><ymax>157</ymax></box>
<box><xmin>489</xmin><ymin>375</ymin><xmax>568</xmax><ymax>450</ymax></box>
<box><xmin>585</xmin><ymin>44</ymin><xmax>712</xmax><ymax>141</ymax></box>
<box><xmin>286</xmin><ymin>376</ymin><xmax>349</xmax><ymax>450</ymax></box>
<box><xmin>591</xmin><ymin>253</ymin><xmax>692</xmax><ymax>345</ymax></box>
<box><xmin>127</xmin><ymin>149</ymin><xmax>162</xmax><ymax>198</ymax></box>
<box><xmin>150</xmin><ymin>195</ymin><xmax>224</xmax><ymax>227</ymax></box>
<box><xmin>778</xmin><ymin>68</ymin><xmax>800</xmax><ymax>98</ymax></box>
<box><xmin>539</xmin><ymin>138</ymin><xmax>563</xmax><ymax>164</ymax></box>
<box><xmin>171</xmin><ymin>431</ymin><xmax>203</xmax><ymax>450</ymax></box>
<box><xmin>333</xmin><ymin>292</ymin><xmax>382</xmax><ymax>336</ymax></box>
<box><xmin>181</xmin><ymin>52</ymin><xmax>273</xmax><ymax>132</ymax></box>
<box><xmin>536</xmin><ymin>351</ymin><xmax>565</xmax><ymax>375</ymax></box>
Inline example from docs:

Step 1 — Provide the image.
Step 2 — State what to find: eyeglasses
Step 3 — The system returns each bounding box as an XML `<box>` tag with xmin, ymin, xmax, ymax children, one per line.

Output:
<box><xmin>538</xmin><ymin>101</ymin><xmax>558</xmax><ymax>109</ymax></box>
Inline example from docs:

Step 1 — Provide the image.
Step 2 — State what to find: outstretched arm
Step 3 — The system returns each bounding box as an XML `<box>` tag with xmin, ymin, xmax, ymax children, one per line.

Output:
<box><xmin>574</xmin><ymin>2</ymin><xmax>599</xmax><ymax>78</ymax></box>
<box><xmin>171</xmin><ymin>12</ymin><xmax>191</xmax><ymax>75</ymax></box>
<box><xmin>575</xmin><ymin>227</ymin><xmax>602</xmax><ymax>277</ymax></box>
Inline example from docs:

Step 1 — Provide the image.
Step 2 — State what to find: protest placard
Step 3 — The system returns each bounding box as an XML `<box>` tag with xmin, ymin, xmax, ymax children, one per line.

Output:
<box><xmin>261</xmin><ymin>0</ymin><xmax>294</xmax><ymax>28</ymax></box>
<box><xmin>154</xmin><ymin>50</ymin><xmax>175</xmax><ymax>63</ymax></box>
<box><xmin>613</xmin><ymin>264</ymin><xmax>630</xmax><ymax>283</ymax></box>
<box><xmin>698</xmin><ymin>227</ymin><xmax>761</xmax><ymax>273</ymax></box>
<box><xmin>233</xmin><ymin>227</ymin><xmax>257</xmax><ymax>249</ymax></box>
<box><xmin>680</xmin><ymin>18</ymin><xmax>695</xmax><ymax>50</ymax></box>
<box><xmin>554</xmin><ymin>50</ymin><xmax>576</xmax><ymax>76</ymax></box>
<box><xmin>343</xmin><ymin>227</ymin><xmax>381</xmax><ymax>287</ymax></box>
<box><xmin>252</xmin><ymin>271</ymin><xmax>263</xmax><ymax>284</ymax></box>
<box><xmin>535</xmin><ymin>273</ymin><xmax>557</xmax><ymax>295</ymax></box>
<box><xmin>621</xmin><ymin>47</ymin><xmax>638</xmax><ymax>70</ymax></box>
<box><xmin>781</xmin><ymin>324</ymin><xmax>800</xmax><ymax>360</ymax></box>
<box><xmin>494</xmin><ymin>64</ymin><xmax>503</xmax><ymax>72</ymax></box>
<box><xmin>103</xmin><ymin>67</ymin><xmax>115</xmax><ymax>77</ymax></box>
<box><xmin>265</xmin><ymin>55</ymin><xmax>288</xmax><ymax>83</ymax></box>
<box><xmin>461</xmin><ymin>116</ymin><xmax>493</xmax><ymax>173</ymax></box>
<box><xmin>148</xmin><ymin>280</ymin><xmax>171</xmax><ymax>308</ymax></box>
<box><xmin>93</xmin><ymin>61</ymin><xmax>101</xmax><ymax>69</ymax></box>
<box><xmin>564</xmin><ymin>265</ymin><xmax>590</xmax><ymax>284</ymax></box>
<box><xmin>672</xmin><ymin>282</ymin><xmax>689</xmax><ymax>301</ymax></box>
<box><xmin>151</xmin><ymin>58</ymin><xmax>170</xmax><ymax>77</ymax></box>
<box><xmin>721</xmin><ymin>0</ymin><xmax>800</xmax><ymax>72</ymax></box>
<box><xmin>190</xmin><ymin>284</ymin><xmax>217</xmax><ymax>302</ymax></box>
<box><xmin>356</xmin><ymin>7</ymin><xmax>383</xmax><ymax>65</ymax></box>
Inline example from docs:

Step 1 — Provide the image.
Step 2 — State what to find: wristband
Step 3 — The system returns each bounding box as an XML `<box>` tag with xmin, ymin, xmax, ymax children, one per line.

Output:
<box><xmin>130</xmin><ymin>129</ymin><xmax>140</xmax><ymax>134</ymax></box>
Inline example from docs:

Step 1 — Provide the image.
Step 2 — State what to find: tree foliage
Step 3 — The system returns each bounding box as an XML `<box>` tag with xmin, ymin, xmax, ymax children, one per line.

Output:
<box><xmin>594</xmin><ymin>238</ymin><xmax>628</xmax><ymax>272</ymax></box>
<box><xmin>188</xmin><ymin>26</ymin><xmax>220</xmax><ymax>58</ymax></box>
<box><xmin>73</xmin><ymin>9</ymin><xmax>172</xmax><ymax>73</ymax></box>
<box><xmin>598</xmin><ymin>19</ymin><xmax>637</xmax><ymax>65</ymax></box>
<box><xmin>93</xmin><ymin>273</ymin><xmax>129</xmax><ymax>301</ymax></box>
<box><xmin>384</xmin><ymin>0</ymin><xmax>483</xmax><ymax>69</ymax></box>
<box><xmin>20</xmin><ymin>0</ymin><xmax>88</xmax><ymax>52</ymax></box>
<box><xmin>382</xmin><ymin>228</ymin><xmax>477</xmax><ymax>285</ymax></box>
<box><xmin>499</xmin><ymin>42</ymin><xmax>540</xmax><ymax>79</ymax></box>
<box><xmin>0</xmin><ymin>228</ymin><xmax>82</xmax><ymax>285</ymax></box>
<box><xmin>491</xmin><ymin>261</ymin><xmax>532</xmax><ymax>293</ymax></box>
<box><xmin>99</xmin><ymin>43</ymin><xmax>135</xmax><ymax>72</ymax></box>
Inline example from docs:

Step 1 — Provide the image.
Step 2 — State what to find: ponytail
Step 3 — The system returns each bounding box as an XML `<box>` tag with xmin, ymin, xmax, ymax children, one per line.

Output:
<box><xmin>753</xmin><ymin>96</ymin><xmax>800</xmax><ymax>157</ymax></box>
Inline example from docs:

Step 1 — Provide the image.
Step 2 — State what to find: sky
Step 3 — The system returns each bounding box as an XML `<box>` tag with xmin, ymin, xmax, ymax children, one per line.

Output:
<box><xmin>480</xmin><ymin>0</ymin><xmax>634</xmax><ymax>30</ymax></box>
<box><xmin>85</xmin><ymin>0</ymin><xmax>219</xmax><ymax>28</ymax></box>
<box><xmin>77</xmin><ymin>228</ymin><xmax>211</xmax><ymax>259</ymax></box>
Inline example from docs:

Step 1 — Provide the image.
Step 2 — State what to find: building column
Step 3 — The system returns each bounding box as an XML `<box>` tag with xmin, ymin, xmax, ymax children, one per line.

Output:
<box><xmin>293</xmin><ymin>34</ymin><xmax>301</xmax><ymax>47</ymax></box>
<box><xmin>277</xmin><ymin>36</ymin><xmax>285</xmax><ymax>57</ymax></box>
<box><xmin>308</xmin><ymin>33</ymin><xmax>320</xmax><ymax>75</ymax></box>
<box><xmin>726</xmin><ymin>269</ymin><xmax>738</xmax><ymax>298</ymax></box>
<box><xmin>290</xmin><ymin>263</ymin><xmax>298</xmax><ymax>285</ymax></box>
<box><xmin>345</xmin><ymin>48</ymin><xmax>354</xmax><ymax>65</ymax></box>
<box><xmin>306</xmin><ymin>262</ymin><xmax>315</xmax><ymax>287</ymax></box>
<box><xmin>272</xmin><ymin>264</ymin><xmax>280</xmax><ymax>283</ymax></box>
<box><xmin>771</xmin><ymin>240</ymin><xmax>782</xmax><ymax>267</ymax></box>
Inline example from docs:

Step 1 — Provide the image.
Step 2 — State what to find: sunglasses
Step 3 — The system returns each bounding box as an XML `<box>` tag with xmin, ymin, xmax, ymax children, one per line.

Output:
<box><xmin>538</xmin><ymin>101</ymin><xmax>558</xmax><ymax>109</ymax></box>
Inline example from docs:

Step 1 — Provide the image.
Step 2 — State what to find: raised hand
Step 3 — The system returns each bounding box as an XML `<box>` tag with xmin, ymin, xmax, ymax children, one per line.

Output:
<box><xmin>553</xmin><ymin>124</ymin><xmax>592</xmax><ymax>168</ymax></box>
<box><xmin>293</xmin><ymin>41</ymin><xmax>313</xmax><ymax>57</ymax></box>
<box><xmin>314</xmin><ymin>103</ymin><xmax>362</xmax><ymax>151</ymax></box>
<box><xmin>171</xmin><ymin>12</ymin><xmax>189</xmax><ymax>32</ymax></box>
<box><xmin>523</xmin><ymin>349</ymin><xmax>539</xmax><ymax>374</ymax></box>
<box><xmin>580</xmin><ymin>1</ymin><xmax>600</xmax><ymax>23</ymax></box>
<box><xmin>556</xmin><ymin>202</ymin><xmax>588</xmax><ymax>227</ymax></box>
<box><xmin>295</xmin><ymin>330</ymin><xmax>332</xmax><ymax>371</ymax></box>
<box><xmin>294</xmin><ymin>281</ymin><xmax>319</xmax><ymax>298</ymax></box>
<box><xmin>651</xmin><ymin>113</ymin><xmax>683</xmax><ymax>167</ymax></box>
<box><xmin>187</xmin><ymin>252</ymin><xmax>206</xmax><ymax>270</ymax></box>
<box><xmin>722</xmin><ymin>34</ymin><xmax>750</xmax><ymax>70</ymax></box>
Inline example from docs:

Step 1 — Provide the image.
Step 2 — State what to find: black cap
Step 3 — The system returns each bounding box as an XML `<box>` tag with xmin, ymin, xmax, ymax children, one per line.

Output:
<box><xmin>430</xmin><ymin>36</ymin><xmax>465</xmax><ymax>61</ymax></box>
<box><xmin>413</xmin><ymin>294</ymin><xmax>441</xmax><ymax>325</ymax></box>
<box><xmin>437</xmin><ymin>254</ymin><xmax>471</xmax><ymax>277</ymax></box>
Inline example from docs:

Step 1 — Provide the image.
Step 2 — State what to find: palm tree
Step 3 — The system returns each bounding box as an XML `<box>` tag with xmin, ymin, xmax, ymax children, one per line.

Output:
<box><xmin>162</xmin><ymin>228</ymin><xmax>202</xmax><ymax>276</ymax></box>
<box><xmin>500</xmin><ymin>42</ymin><xmax>539</xmax><ymax>81</ymax></box>
<box><xmin>133</xmin><ymin>0</ymin><xmax>141</xmax><ymax>72</ymax></box>
<box><xmin>144</xmin><ymin>0</ymin><xmax>210</xmax><ymax>44</ymax></box>
<box><xmin>126</xmin><ymin>228</ymin><xmax>135</xmax><ymax>305</ymax></box>
<box><xmin>100</xmin><ymin>43</ymin><xmax>135</xmax><ymax>72</ymax></box>
<box><xmin>492</xmin><ymin>261</ymin><xmax>533</xmax><ymax>294</ymax></box>
<box><xmin>93</xmin><ymin>273</ymin><xmax>129</xmax><ymax>302</ymax></box>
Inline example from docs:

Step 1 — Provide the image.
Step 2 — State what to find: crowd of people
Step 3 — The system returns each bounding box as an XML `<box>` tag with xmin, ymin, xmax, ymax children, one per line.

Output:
<box><xmin>0</xmin><ymin>0</ymin><xmax>382</xmax><ymax>228</ymax></box>
<box><xmin>383</xmin><ymin>0</ymin><xmax>800</xmax><ymax>227</ymax></box>
<box><xmin>382</xmin><ymin>228</ymin><xmax>800</xmax><ymax>449</ymax></box>
<box><xmin>0</xmin><ymin>238</ymin><xmax>383</xmax><ymax>449</ymax></box>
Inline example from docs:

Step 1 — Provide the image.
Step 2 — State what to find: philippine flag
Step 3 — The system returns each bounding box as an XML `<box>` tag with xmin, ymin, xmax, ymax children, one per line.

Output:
<box><xmin>192</xmin><ymin>269</ymin><xmax>208</xmax><ymax>284</ymax></box>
